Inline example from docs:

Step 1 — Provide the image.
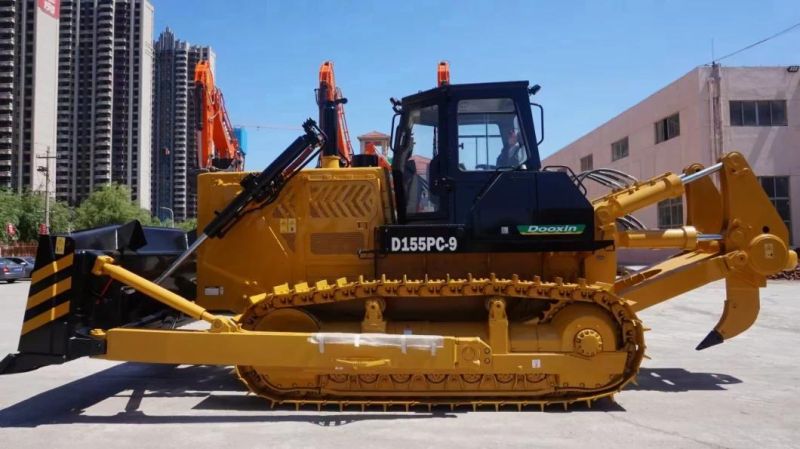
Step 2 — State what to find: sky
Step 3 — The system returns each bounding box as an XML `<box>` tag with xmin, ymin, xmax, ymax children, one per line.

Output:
<box><xmin>153</xmin><ymin>0</ymin><xmax>800</xmax><ymax>169</ymax></box>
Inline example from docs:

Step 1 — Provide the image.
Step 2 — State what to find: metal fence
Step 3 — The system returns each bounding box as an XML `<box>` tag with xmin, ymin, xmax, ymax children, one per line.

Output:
<box><xmin>0</xmin><ymin>243</ymin><xmax>37</xmax><ymax>258</ymax></box>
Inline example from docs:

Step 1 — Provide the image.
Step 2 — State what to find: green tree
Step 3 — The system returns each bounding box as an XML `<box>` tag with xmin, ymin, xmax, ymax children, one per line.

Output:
<box><xmin>74</xmin><ymin>184</ymin><xmax>156</xmax><ymax>229</ymax></box>
<box><xmin>0</xmin><ymin>190</ymin><xmax>72</xmax><ymax>243</ymax></box>
<box><xmin>176</xmin><ymin>218</ymin><xmax>197</xmax><ymax>232</ymax></box>
<box><xmin>0</xmin><ymin>190</ymin><xmax>22</xmax><ymax>243</ymax></box>
<box><xmin>149</xmin><ymin>216</ymin><xmax>166</xmax><ymax>227</ymax></box>
<box><xmin>16</xmin><ymin>192</ymin><xmax>73</xmax><ymax>241</ymax></box>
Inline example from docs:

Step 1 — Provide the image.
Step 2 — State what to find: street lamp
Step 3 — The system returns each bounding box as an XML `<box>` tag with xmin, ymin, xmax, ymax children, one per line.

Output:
<box><xmin>160</xmin><ymin>207</ymin><xmax>174</xmax><ymax>228</ymax></box>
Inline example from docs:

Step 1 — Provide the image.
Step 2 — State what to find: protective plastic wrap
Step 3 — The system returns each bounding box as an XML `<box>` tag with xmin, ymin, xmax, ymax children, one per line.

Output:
<box><xmin>308</xmin><ymin>332</ymin><xmax>444</xmax><ymax>355</ymax></box>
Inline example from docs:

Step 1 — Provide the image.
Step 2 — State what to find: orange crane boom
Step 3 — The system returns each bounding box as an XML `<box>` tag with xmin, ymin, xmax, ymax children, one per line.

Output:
<box><xmin>194</xmin><ymin>61</ymin><xmax>244</xmax><ymax>171</ymax></box>
<box><xmin>318</xmin><ymin>61</ymin><xmax>392</xmax><ymax>170</ymax></box>
<box><xmin>317</xmin><ymin>61</ymin><xmax>353</xmax><ymax>165</ymax></box>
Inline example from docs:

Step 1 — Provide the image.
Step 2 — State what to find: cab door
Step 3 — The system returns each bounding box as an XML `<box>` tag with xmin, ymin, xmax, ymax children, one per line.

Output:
<box><xmin>444</xmin><ymin>89</ymin><xmax>539</xmax><ymax>230</ymax></box>
<box><xmin>393</xmin><ymin>99</ymin><xmax>450</xmax><ymax>224</ymax></box>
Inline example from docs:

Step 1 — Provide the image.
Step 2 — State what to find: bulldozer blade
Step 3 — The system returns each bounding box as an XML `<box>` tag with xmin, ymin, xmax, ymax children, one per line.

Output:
<box><xmin>696</xmin><ymin>277</ymin><xmax>760</xmax><ymax>350</ymax></box>
<box><xmin>112</xmin><ymin>220</ymin><xmax>148</xmax><ymax>252</ymax></box>
<box><xmin>0</xmin><ymin>352</ymin><xmax>68</xmax><ymax>374</ymax></box>
<box><xmin>0</xmin><ymin>222</ymin><xmax>195</xmax><ymax>375</ymax></box>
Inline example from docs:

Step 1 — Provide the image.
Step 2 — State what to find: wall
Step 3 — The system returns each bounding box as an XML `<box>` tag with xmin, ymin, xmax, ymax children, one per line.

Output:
<box><xmin>721</xmin><ymin>67</ymin><xmax>800</xmax><ymax>243</ymax></box>
<box><xmin>544</xmin><ymin>66</ymin><xmax>800</xmax><ymax>263</ymax></box>
<box><xmin>544</xmin><ymin>68</ymin><xmax>709</xmax><ymax>233</ymax></box>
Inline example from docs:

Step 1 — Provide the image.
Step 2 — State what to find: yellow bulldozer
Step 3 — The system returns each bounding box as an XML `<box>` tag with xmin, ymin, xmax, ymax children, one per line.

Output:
<box><xmin>1</xmin><ymin>65</ymin><xmax>796</xmax><ymax>410</ymax></box>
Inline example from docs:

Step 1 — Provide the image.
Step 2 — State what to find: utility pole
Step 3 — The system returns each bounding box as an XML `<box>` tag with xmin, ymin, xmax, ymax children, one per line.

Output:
<box><xmin>710</xmin><ymin>62</ymin><xmax>724</xmax><ymax>162</ymax></box>
<box><xmin>36</xmin><ymin>145</ymin><xmax>56</xmax><ymax>233</ymax></box>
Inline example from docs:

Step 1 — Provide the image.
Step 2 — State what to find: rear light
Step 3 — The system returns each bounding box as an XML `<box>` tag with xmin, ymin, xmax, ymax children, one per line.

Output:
<box><xmin>2</xmin><ymin>267</ymin><xmax>8</xmax><ymax>273</ymax></box>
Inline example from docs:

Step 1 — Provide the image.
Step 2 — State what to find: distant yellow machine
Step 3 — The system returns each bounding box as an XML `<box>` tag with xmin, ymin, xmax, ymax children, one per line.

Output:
<box><xmin>1</xmin><ymin>64</ymin><xmax>795</xmax><ymax>410</ymax></box>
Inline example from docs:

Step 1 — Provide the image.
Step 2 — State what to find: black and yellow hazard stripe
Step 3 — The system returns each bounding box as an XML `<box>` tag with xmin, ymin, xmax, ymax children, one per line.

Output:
<box><xmin>21</xmin><ymin>252</ymin><xmax>74</xmax><ymax>336</ymax></box>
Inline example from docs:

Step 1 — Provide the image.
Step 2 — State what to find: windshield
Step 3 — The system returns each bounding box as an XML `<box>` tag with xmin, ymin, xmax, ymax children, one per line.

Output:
<box><xmin>457</xmin><ymin>98</ymin><xmax>529</xmax><ymax>171</ymax></box>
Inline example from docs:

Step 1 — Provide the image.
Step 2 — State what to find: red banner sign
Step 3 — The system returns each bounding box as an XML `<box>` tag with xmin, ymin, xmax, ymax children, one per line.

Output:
<box><xmin>38</xmin><ymin>0</ymin><xmax>60</xmax><ymax>19</ymax></box>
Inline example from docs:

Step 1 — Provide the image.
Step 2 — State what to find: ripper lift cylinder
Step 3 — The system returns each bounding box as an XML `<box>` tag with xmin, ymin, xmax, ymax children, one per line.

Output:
<box><xmin>595</xmin><ymin>162</ymin><xmax>725</xmax><ymax>228</ymax></box>
<box><xmin>617</xmin><ymin>226</ymin><xmax>699</xmax><ymax>250</ymax></box>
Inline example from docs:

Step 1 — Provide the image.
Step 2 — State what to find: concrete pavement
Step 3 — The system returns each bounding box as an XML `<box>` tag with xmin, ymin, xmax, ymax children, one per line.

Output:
<box><xmin>0</xmin><ymin>279</ymin><xmax>797</xmax><ymax>449</ymax></box>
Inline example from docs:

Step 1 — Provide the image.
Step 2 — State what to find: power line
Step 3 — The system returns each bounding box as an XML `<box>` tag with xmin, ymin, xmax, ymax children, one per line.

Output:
<box><xmin>714</xmin><ymin>19</ymin><xmax>800</xmax><ymax>63</ymax></box>
<box><xmin>234</xmin><ymin>124</ymin><xmax>302</xmax><ymax>131</ymax></box>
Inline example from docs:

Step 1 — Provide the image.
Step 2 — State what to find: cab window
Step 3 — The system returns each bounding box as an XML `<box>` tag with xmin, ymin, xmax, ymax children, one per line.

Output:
<box><xmin>457</xmin><ymin>98</ymin><xmax>528</xmax><ymax>171</ymax></box>
<box><xmin>401</xmin><ymin>104</ymin><xmax>440</xmax><ymax>215</ymax></box>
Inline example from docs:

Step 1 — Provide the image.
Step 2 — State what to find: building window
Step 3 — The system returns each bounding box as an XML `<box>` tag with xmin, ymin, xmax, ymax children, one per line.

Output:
<box><xmin>730</xmin><ymin>100</ymin><xmax>787</xmax><ymax>126</ymax></box>
<box><xmin>657</xmin><ymin>197</ymin><xmax>683</xmax><ymax>229</ymax></box>
<box><xmin>759</xmin><ymin>176</ymin><xmax>792</xmax><ymax>241</ymax></box>
<box><xmin>655</xmin><ymin>114</ymin><xmax>681</xmax><ymax>143</ymax></box>
<box><xmin>655</xmin><ymin>113</ymin><xmax>680</xmax><ymax>144</ymax></box>
<box><xmin>580</xmin><ymin>154</ymin><xmax>593</xmax><ymax>171</ymax></box>
<box><xmin>611</xmin><ymin>137</ymin><xmax>629</xmax><ymax>161</ymax></box>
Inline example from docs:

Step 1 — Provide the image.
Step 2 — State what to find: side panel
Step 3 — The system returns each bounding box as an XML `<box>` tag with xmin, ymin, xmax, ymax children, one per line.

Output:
<box><xmin>196</xmin><ymin>167</ymin><xmax>391</xmax><ymax>313</ymax></box>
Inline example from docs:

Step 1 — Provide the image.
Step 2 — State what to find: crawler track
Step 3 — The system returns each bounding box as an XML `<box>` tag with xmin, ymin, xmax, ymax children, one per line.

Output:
<box><xmin>236</xmin><ymin>275</ymin><xmax>645</xmax><ymax>410</ymax></box>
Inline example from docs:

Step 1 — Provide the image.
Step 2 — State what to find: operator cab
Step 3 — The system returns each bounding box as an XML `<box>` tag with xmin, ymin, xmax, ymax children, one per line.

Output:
<box><xmin>385</xmin><ymin>81</ymin><xmax>605</xmax><ymax>253</ymax></box>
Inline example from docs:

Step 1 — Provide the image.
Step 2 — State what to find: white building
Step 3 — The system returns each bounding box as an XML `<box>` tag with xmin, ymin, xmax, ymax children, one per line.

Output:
<box><xmin>544</xmin><ymin>65</ymin><xmax>800</xmax><ymax>261</ymax></box>
<box><xmin>0</xmin><ymin>0</ymin><xmax>60</xmax><ymax>194</ymax></box>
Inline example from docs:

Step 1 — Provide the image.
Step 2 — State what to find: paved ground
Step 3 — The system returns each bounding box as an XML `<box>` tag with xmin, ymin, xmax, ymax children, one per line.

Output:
<box><xmin>0</xmin><ymin>279</ymin><xmax>797</xmax><ymax>449</ymax></box>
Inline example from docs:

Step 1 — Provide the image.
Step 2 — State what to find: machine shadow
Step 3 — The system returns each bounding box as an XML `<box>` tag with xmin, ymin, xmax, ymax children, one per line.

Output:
<box><xmin>628</xmin><ymin>368</ymin><xmax>742</xmax><ymax>392</ymax></box>
<box><xmin>0</xmin><ymin>363</ymin><xmax>452</xmax><ymax>427</ymax></box>
<box><xmin>0</xmin><ymin>363</ymin><xmax>740</xmax><ymax>427</ymax></box>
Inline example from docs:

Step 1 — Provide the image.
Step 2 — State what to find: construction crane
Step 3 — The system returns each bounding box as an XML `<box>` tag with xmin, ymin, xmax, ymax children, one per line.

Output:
<box><xmin>317</xmin><ymin>60</ymin><xmax>391</xmax><ymax>169</ymax></box>
<box><xmin>238</xmin><ymin>62</ymin><xmax>388</xmax><ymax>169</ymax></box>
<box><xmin>194</xmin><ymin>60</ymin><xmax>244</xmax><ymax>171</ymax></box>
<box><xmin>234</xmin><ymin>124</ymin><xmax>303</xmax><ymax>131</ymax></box>
<box><xmin>1</xmin><ymin>63</ymin><xmax>796</xmax><ymax>411</ymax></box>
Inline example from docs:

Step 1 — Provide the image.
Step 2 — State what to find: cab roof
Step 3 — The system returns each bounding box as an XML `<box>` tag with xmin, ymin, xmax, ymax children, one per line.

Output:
<box><xmin>401</xmin><ymin>81</ymin><xmax>532</xmax><ymax>106</ymax></box>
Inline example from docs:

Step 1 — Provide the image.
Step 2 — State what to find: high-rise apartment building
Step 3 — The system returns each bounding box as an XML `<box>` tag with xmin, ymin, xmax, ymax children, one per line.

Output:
<box><xmin>0</xmin><ymin>0</ymin><xmax>60</xmax><ymax>194</ymax></box>
<box><xmin>151</xmin><ymin>27</ymin><xmax>214</xmax><ymax>220</ymax></box>
<box><xmin>55</xmin><ymin>0</ymin><xmax>154</xmax><ymax>209</ymax></box>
